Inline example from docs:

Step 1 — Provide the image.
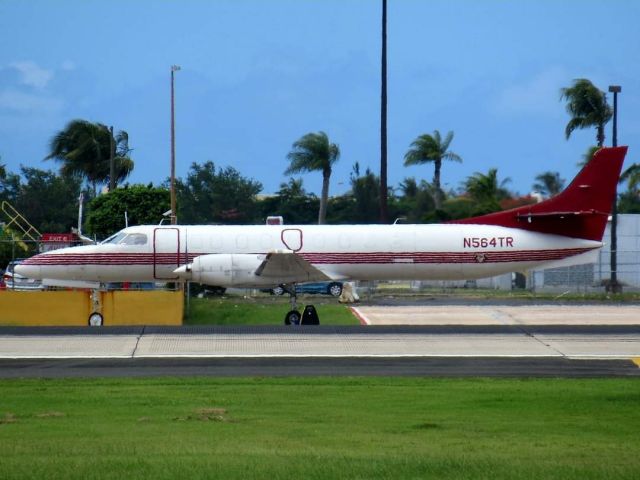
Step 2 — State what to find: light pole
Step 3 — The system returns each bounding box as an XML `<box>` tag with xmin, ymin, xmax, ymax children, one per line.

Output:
<box><xmin>170</xmin><ymin>65</ymin><xmax>181</xmax><ymax>225</ymax></box>
<box><xmin>608</xmin><ymin>85</ymin><xmax>621</xmax><ymax>293</ymax></box>
<box><xmin>379</xmin><ymin>0</ymin><xmax>388</xmax><ymax>224</ymax></box>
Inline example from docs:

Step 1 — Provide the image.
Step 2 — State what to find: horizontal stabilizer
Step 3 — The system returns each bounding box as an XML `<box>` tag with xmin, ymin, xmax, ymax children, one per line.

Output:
<box><xmin>515</xmin><ymin>210</ymin><xmax>606</xmax><ymax>220</ymax></box>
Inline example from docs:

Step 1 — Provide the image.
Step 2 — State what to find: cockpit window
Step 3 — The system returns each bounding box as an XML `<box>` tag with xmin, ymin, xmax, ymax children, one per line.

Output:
<box><xmin>101</xmin><ymin>232</ymin><xmax>127</xmax><ymax>244</ymax></box>
<box><xmin>121</xmin><ymin>233</ymin><xmax>148</xmax><ymax>246</ymax></box>
<box><xmin>100</xmin><ymin>232</ymin><xmax>147</xmax><ymax>245</ymax></box>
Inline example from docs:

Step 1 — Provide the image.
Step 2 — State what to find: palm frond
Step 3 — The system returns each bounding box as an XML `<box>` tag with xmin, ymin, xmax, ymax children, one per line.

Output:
<box><xmin>561</xmin><ymin>79</ymin><xmax>612</xmax><ymax>141</ymax></box>
<box><xmin>285</xmin><ymin>131</ymin><xmax>339</xmax><ymax>175</ymax></box>
<box><xmin>620</xmin><ymin>164</ymin><xmax>640</xmax><ymax>191</ymax></box>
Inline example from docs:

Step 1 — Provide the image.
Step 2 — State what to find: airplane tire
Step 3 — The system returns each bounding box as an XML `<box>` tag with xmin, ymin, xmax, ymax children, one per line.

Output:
<box><xmin>88</xmin><ymin>312</ymin><xmax>103</xmax><ymax>327</ymax></box>
<box><xmin>284</xmin><ymin>310</ymin><xmax>301</xmax><ymax>325</ymax></box>
<box><xmin>272</xmin><ymin>286</ymin><xmax>285</xmax><ymax>296</ymax></box>
<box><xmin>328</xmin><ymin>282</ymin><xmax>343</xmax><ymax>297</ymax></box>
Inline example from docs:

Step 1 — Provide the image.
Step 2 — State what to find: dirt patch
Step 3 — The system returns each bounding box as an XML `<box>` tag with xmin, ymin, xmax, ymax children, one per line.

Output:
<box><xmin>35</xmin><ymin>412</ymin><xmax>65</xmax><ymax>419</ymax></box>
<box><xmin>0</xmin><ymin>413</ymin><xmax>18</xmax><ymax>424</ymax></box>
<box><xmin>414</xmin><ymin>422</ymin><xmax>442</xmax><ymax>430</ymax></box>
<box><xmin>173</xmin><ymin>407</ymin><xmax>231</xmax><ymax>422</ymax></box>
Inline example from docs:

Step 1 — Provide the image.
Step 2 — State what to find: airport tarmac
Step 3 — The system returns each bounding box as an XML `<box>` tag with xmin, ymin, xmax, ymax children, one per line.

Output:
<box><xmin>352</xmin><ymin>304</ymin><xmax>640</xmax><ymax>325</ymax></box>
<box><xmin>1</xmin><ymin>303</ymin><xmax>639</xmax><ymax>377</ymax></box>
<box><xmin>2</xmin><ymin>324</ymin><xmax>640</xmax><ymax>359</ymax></box>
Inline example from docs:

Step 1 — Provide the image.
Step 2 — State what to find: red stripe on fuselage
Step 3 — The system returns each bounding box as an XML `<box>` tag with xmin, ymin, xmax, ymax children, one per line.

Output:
<box><xmin>23</xmin><ymin>248</ymin><xmax>595</xmax><ymax>266</ymax></box>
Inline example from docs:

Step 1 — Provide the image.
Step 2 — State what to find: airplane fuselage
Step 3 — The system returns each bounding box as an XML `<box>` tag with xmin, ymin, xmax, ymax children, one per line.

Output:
<box><xmin>20</xmin><ymin>223</ymin><xmax>601</xmax><ymax>287</ymax></box>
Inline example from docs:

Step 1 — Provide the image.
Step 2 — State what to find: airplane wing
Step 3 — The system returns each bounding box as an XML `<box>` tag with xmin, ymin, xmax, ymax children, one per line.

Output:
<box><xmin>255</xmin><ymin>250</ymin><xmax>333</xmax><ymax>283</ymax></box>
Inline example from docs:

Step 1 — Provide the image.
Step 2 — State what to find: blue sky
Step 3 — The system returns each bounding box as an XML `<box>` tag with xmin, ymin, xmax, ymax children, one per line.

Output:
<box><xmin>1</xmin><ymin>0</ymin><xmax>638</xmax><ymax>200</ymax></box>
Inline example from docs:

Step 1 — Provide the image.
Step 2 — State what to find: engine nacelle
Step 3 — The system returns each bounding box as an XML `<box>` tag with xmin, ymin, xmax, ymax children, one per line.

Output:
<box><xmin>188</xmin><ymin>254</ymin><xmax>269</xmax><ymax>287</ymax></box>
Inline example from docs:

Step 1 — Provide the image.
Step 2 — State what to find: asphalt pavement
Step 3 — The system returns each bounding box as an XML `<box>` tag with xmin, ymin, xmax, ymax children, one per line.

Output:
<box><xmin>0</xmin><ymin>324</ymin><xmax>639</xmax><ymax>378</ymax></box>
<box><xmin>1</xmin><ymin>356</ymin><xmax>638</xmax><ymax>378</ymax></box>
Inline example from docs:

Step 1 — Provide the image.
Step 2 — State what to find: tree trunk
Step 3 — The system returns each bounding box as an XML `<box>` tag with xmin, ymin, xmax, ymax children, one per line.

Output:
<box><xmin>433</xmin><ymin>159</ymin><xmax>442</xmax><ymax>210</ymax></box>
<box><xmin>318</xmin><ymin>169</ymin><xmax>331</xmax><ymax>224</ymax></box>
<box><xmin>597</xmin><ymin>124</ymin><xmax>605</xmax><ymax>147</ymax></box>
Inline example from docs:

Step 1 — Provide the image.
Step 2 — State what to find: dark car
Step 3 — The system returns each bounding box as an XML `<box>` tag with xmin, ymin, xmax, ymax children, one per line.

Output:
<box><xmin>2</xmin><ymin>259</ymin><xmax>43</xmax><ymax>291</ymax></box>
<box><xmin>267</xmin><ymin>282</ymin><xmax>343</xmax><ymax>297</ymax></box>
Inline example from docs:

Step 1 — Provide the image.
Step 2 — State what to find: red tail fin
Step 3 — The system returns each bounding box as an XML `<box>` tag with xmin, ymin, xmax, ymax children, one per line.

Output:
<box><xmin>451</xmin><ymin>146</ymin><xmax>628</xmax><ymax>241</ymax></box>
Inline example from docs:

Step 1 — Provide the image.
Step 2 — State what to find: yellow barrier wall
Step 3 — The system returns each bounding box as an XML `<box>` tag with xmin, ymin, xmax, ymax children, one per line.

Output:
<box><xmin>0</xmin><ymin>290</ymin><xmax>183</xmax><ymax>326</ymax></box>
<box><xmin>0</xmin><ymin>291</ymin><xmax>90</xmax><ymax>326</ymax></box>
<box><xmin>102</xmin><ymin>290</ymin><xmax>184</xmax><ymax>326</ymax></box>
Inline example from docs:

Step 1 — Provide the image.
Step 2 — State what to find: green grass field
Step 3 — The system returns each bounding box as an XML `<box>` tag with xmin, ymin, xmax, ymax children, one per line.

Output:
<box><xmin>184</xmin><ymin>296</ymin><xmax>359</xmax><ymax>325</ymax></box>
<box><xmin>1</xmin><ymin>377</ymin><xmax>639</xmax><ymax>479</ymax></box>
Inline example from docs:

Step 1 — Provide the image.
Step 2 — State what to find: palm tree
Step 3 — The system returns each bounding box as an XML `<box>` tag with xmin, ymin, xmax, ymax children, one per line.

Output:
<box><xmin>621</xmin><ymin>164</ymin><xmax>640</xmax><ymax>193</ymax></box>
<box><xmin>618</xmin><ymin>164</ymin><xmax>640</xmax><ymax>214</ymax></box>
<box><xmin>464</xmin><ymin>168</ymin><xmax>511</xmax><ymax>214</ymax></box>
<box><xmin>532</xmin><ymin>171</ymin><xmax>565</xmax><ymax>197</ymax></box>
<box><xmin>404</xmin><ymin>130</ymin><xmax>462</xmax><ymax>210</ymax></box>
<box><xmin>577</xmin><ymin>145</ymin><xmax>601</xmax><ymax>167</ymax></box>
<box><xmin>399</xmin><ymin>177</ymin><xmax>418</xmax><ymax>198</ymax></box>
<box><xmin>285</xmin><ymin>131</ymin><xmax>340</xmax><ymax>224</ymax></box>
<box><xmin>45</xmin><ymin>119</ymin><xmax>134</xmax><ymax>194</ymax></box>
<box><xmin>560</xmin><ymin>79</ymin><xmax>612</xmax><ymax>147</ymax></box>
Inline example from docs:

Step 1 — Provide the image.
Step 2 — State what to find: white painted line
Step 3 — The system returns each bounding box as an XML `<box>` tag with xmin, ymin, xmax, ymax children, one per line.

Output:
<box><xmin>1</xmin><ymin>354</ymin><xmax>636</xmax><ymax>360</ymax></box>
<box><xmin>134</xmin><ymin>350</ymin><xmax>560</xmax><ymax>358</ymax></box>
<box><xmin>0</xmin><ymin>355</ymin><xmax>134</xmax><ymax>359</ymax></box>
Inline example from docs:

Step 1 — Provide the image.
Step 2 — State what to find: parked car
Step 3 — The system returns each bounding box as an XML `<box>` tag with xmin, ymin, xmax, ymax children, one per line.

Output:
<box><xmin>2</xmin><ymin>259</ymin><xmax>43</xmax><ymax>291</ymax></box>
<box><xmin>266</xmin><ymin>281</ymin><xmax>343</xmax><ymax>297</ymax></box>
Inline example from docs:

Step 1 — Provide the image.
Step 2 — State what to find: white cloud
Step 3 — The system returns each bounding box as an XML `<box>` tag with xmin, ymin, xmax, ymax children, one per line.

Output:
<box><xmin>9</xmin><ymin>60</ymin><xmax>54</xmax><ymax>89</ymax></box>
<box><xmin>0</xmin><ymin>88</ymin><xmax>63</xmax><ymax>113</ymax></box>
<box><xmin>494</xmin><ymin>67</ymin><xmax>568</xmax><ymax>116</ymax></box>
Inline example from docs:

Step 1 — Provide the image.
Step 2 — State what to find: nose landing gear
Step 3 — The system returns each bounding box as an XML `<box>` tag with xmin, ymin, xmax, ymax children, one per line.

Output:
<box><xmin>283</xmin><ymin>284</ymin><xmax>301</xmax><ymax>325</ymax></box>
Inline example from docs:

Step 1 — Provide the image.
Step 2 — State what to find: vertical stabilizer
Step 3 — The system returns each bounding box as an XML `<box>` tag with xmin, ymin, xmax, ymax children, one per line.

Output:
<box><xmin>451</xmin><ymin>146</ymin><xmax>628</xmax><ymax>241</ymax></box>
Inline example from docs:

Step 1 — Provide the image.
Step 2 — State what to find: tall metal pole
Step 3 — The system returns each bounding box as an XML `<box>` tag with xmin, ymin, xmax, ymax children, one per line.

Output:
<box><xmin>109</xmin><ymin>126</ymin><xmax>115</xmax><ymax>192</ymax></box>
<box><xmin>170</xmin><ymin>65</ymin><xmax>181</xmax><ymax>225</ymax></box>
<box><xmin>608</xmin><ymin>85</ymin><xmax>621</xmax><ymax>293</ymax></box>
<box><xmin>379</xmin><ymin>0</ymin><xmax>389</xmax><ymax>224</ymax></box>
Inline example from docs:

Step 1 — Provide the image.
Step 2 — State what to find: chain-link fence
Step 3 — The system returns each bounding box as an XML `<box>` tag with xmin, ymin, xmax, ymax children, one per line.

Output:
<box><xmin>529</xmin><ymin>248</ymin><xmax>640</xmax><ymax>293</ymax></box>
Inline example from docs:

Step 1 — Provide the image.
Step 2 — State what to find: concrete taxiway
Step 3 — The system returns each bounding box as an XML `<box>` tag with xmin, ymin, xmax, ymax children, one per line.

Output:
<box><xmin>1</xmin><ymin>303</ymin><xmax>639</xmax><ymax>377</ymax></box>
<box><xmin>352</xmin><ymin>304</ymin><xmax>640</xmax><ymax>325</ymax></box>
<box><xmin>0</xmin><ymin>324</ymin><xmax>639</xmax><ymax>377</ymax></box>
<box><xmin>1</xmin><ymin>325</ymin><xmax>640</xmax><ymax>359</ymax></box>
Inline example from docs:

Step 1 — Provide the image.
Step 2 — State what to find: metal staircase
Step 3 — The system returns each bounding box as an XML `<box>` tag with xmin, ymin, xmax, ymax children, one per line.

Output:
<box><xmin>1</xmin><ymin>201</ymin><xmax>42</xmax><ymax>247</ymax></box>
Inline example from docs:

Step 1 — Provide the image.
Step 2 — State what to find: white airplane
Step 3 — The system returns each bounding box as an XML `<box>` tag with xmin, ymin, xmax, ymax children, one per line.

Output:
<box><xmin>17</xmin><ymin>146</ymin><xmax>628</xmax><ymax>324</ymax></box>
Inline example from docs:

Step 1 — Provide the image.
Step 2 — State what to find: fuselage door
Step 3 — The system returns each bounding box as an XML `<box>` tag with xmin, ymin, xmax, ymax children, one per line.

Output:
<box><xmin>153</xmin><ymin>227</ymin><xmax>180</xmax><ymax>279</ymax></box>
<box><xmin>281</xmin><ymin>228</ymin><xmax>303</xmax><ymax>252</ymax></box>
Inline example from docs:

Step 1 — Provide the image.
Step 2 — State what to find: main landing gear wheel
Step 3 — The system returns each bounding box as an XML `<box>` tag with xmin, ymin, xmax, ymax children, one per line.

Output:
<box><xmin>284</xmin><ymin>310</ymin><xmax>301</xmax><ymax>325</ymax></box>
<box><xmin>88</xmin><ymin>312</ymin><xmax>103</xmax><ymax>326</ymax></box>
